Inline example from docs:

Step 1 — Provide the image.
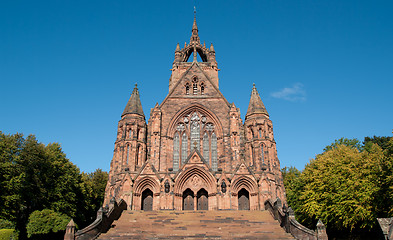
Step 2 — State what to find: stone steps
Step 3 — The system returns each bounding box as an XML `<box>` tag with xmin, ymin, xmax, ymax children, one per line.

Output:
<box><xmin>97</xmin><ymin>210</ymin><xmax>295</xmax><ymax>239</ymax></box>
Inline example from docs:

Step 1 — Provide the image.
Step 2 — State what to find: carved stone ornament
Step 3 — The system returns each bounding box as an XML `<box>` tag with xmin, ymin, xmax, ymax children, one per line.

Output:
<box><xmin>164</xmin><ymin>180</ymin><xmax>170</xmax><ymax>193</ymax></box>
<box><xmin>177</xmin><ymin>123</ymin><xmax>185</xmax><ymax>131</ymax></box>
<box><xmin>221</xmin><ymin>181</ymin><xmax>227</xmax><ymax>193</ymax></box>
<box><xmin>206</xmin><ymin>123</ymin><xmax>214</xmax><ymax>132</ymax></box>
<box><xmin>191</xmin><ymin>112</ymin><xmax>200</xmax><ymax>121</ymax></box>
<box><xmin>191</xmin><ymin>175</ymin><xmax>201</xmax><ymax>187</ymax></box>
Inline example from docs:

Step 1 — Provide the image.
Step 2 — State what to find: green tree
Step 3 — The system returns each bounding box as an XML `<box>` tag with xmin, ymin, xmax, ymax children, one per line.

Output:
<box><xmin>79</xmin><ymin>169</ymin><xmax>109</xmax><ymax>226</ymax></box>
<box><xmin>0</xmin><ymin>132</ymin><xmax>109</xmax><ymax>239</ymax></box>
<box><xmin>281</xmin><ymin>167</ymin><xmax>304</xmax><ymax>216</ymax></box>
<box><xmin>26</xmin><ymin>209</ymin><xmax>69</xmax><ymax>239</ymax></box>
<box><xmin>323</xmin><ymin>137</ymin><xmax>362</xmax><ymax>152</ymax></box>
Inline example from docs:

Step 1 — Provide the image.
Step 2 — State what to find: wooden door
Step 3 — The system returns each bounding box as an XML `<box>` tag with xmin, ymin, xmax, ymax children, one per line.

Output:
<box><xmin>142</xmin><ymin>189</ymin><xmax>153</xmax><ymax>211</ymax></box>
<box><xmin>197</xmin><ymin>189</ymin><xmax>208</xmax><ymax>210</ymax></box>
<box><xmin>238</xmin><ymin>189</ymin><xmax>250</xmax><ymax>210</ymax></box>
<box><xmin>183</xmin><ymin>189</ymin><xmax>194</xmax><ymax>210</ymax></box>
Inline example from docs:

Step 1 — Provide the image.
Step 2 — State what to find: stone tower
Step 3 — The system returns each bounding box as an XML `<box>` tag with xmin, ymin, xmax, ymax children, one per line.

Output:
<box><xmin>104</xmin><ymin>16</ymin><xmax>286</xmax><ymax>211</ymax></box>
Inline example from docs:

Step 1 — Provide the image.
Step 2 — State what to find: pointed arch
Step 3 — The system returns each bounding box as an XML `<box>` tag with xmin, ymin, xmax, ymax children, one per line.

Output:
<box><xmin>231</xmin><ymin>176</ymin><xmax>258</xmax><ymax>194</ymax></box>
<box><xmin>173</xmin><ymin>166</ymin><xmax>216</xmax><ymax>195</ymax></box>
<box><xmin>134</xmin><ymin>176</ymin><xmax>160</xmax><ymax>194</ymax></box>
<box><xmin>166</xmin><ymin>103</ymin><xmax>224</xmax><ymax>138</ymax></box>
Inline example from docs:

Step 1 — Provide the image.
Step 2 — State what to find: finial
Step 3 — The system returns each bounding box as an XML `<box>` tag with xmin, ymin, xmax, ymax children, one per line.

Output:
<box><xmin>210</xmin><ymin>43</ymin><xmax>215</xmax><ymax>52</ymax></box>
<box><xmin>135</xmin><ymin>83</ymin><xmax>138</xmax><ymax>88</ymax></box>
<box><xmin>253</xmin><ymin>83</ymin><xmax>256</xmax><ymax>87</ymax></box>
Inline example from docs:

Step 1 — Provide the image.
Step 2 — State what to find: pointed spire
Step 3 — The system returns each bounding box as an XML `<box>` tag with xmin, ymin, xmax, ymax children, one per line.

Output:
<box><xmin>246</xmin><ymin>83</ymin><xmax>269</xmax><ymax>117</ymax></box>
<box><xmin>175</xmin><ymin>43</ymin><xmax>180</xmax><ymax>52</ymax></box>
<box><xmin>122</xmin><ymin>84</ymin><xmax>145</xmax><ymax>117</ymax></box>
<box><xmin>190</xmin><ymin>8</ymin><xmax>200</xmax><ymax>44</ymax></box>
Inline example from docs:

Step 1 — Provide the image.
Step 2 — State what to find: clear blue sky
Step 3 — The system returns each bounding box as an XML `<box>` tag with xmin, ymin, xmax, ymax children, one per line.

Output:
<box><xmin>1</xmin><ymin>0</ymin><xmax>392</xmax><ymax>173</ymax></box>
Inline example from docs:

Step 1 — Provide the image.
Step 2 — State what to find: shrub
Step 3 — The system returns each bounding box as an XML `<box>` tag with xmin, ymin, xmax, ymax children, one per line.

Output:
<box><xmin>26</xmin><ymin>209</ymin><xmax>69</xmax><ymax>238</ymax></box>
<box><xmin>0</xmin><ymin>229</ymin><xmax>18</xmax><ymax>240</ymax></box>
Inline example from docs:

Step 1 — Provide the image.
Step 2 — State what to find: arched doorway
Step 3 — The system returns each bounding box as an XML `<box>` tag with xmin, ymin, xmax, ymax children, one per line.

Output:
<box><xmin>238</xmin><ymin>188</ymin><xmax>250</xmax><ymax>210</ymax></box>
<box><xmin>197</xmin><ymin>189</ymin><xmax>208</xmax><ymax>210</ymax></box>
<box><xmin>183</xmin><ymin>188</ymin><xmax>194</xmax><ymax>210</ymax></box>
<box><xmin>141</xmin><ymin>189</ymin><xmax>153</xmax><ymax>211</ymax></box>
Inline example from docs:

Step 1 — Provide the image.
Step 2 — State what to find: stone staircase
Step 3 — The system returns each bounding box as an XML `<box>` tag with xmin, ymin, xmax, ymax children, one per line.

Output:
<box><xmin>97</xmin><ymin>210</ymin><xmax>295</xmax><ymax>239</ymax></box>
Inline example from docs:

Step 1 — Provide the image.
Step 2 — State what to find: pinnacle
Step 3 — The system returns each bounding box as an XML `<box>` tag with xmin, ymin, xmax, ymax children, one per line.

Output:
<box><xmin>122</xmin><ymin>84</ymin><xmax>145</xmax><ymax>117</ymax></box>
<box><xmin>190</xmin><ymin>13</ymin><xmax>200</xmax><ymax>44</ymax></box>
<box><xmin>246</xmin><ymin>84</ymin><xmax>269</xmax><ymax>117</ymax></box>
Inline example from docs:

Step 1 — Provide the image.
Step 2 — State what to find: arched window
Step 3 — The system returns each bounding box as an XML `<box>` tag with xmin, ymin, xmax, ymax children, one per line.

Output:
<box><xmin>191</xmin><ymin>121</ymin><xmax>200</xmax><ymax>150</ymax></box>
<box><xmin>181</xmin><ymin>132</ymin><xmax>188</xmax><ymax>164</ymax></box>
<box><xmin>129</xmin><ymin>129</ymin><xmax>132</xmax><ymax>139</ymax></box>
<box><xmin>259</xmin><ymin>129</ymin><xmax>262</xmax><ymax>138</ymax></box>
<box><xmin>126</xmin><ymin>145</ymin><xmax>129</xmax><ymax>165</ymax></box>
<box><xmin>200</xmin><ymin>83</ymin><xmax>205</xmax><ymax>95</ymax></box>
<box><xmin>186</xmin><ymin>83</ymin><xmax>190</xmax><ymax>95</ymax></box>
<box><xmin>136</xmin><ymin>145</ymin><xmax>140</xmax><ymax>166</ymax></box>
<box><xmin>211</xmin><ymin>133</ymin><xmax>217</xmax><ymax>171</ymax></box>
<box><xmin>193</xmin><ymin>83</ymin><xmax>198</xmax><ymax>95</ymax></box>
<box><xmin>203</xmin><ymin>132</ymin><xmax>209</xmax><ymax>163</ymax></box>
<box><xmin>261</xmin><ymin>144</ymin><xmax>264</xmax><ymax>163</ymax></box>
<box><xmin>173</xmin><ymin>132</ymin><xmax>180</xmax><ymax>171</ymax></box>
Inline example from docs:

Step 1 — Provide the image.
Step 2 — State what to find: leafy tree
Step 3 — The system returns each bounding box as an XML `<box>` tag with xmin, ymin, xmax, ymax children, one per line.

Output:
<box><xmin>0</xmin><ymin>132</ymin><xmax>24</xmax><ymax>223</ymax></box>
<box><xmin>323</xmin><ymin>137</ymin><xmax>362</xmax><ymax>152</ymax></box>
<box><xmin>26</xmin><ymin>209</ymin><xmax>69</xmax><ymax>239</ymax></box>
<box><xmin>281</xmin><ymin>166</ymin><xmax>304</xmax><ymax>217</ymax></box>
<box><xmin>80</xmin><ymin>169</ymin><xmax>108</xmax><ymax>224</ymax></box>
<box><xmin>283</xmin><ymin>136</ymin><xmax>393</xmax><ymax>239</ymax></box>
<box><xmin>0</xmin><ymin>132</ymin><xmax>109</xmax><ymax>239</ymax></box>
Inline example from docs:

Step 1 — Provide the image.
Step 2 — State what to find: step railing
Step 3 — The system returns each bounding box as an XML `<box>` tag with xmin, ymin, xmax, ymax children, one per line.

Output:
<box><xmin>64</xmin><ymin>197</ymin><xmax>127</xmax><ymax>240</ymax></box>
<box><xmin>264</xmin><ymin>198</ymin><xmax>328</xmax><ymax>240</ymax></box>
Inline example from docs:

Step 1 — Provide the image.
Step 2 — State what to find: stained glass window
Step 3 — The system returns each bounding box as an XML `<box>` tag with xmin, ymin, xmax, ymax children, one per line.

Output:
<box><xmin>191</xmin><ymin>121</ymin><xmax>200</xmax><ymax>150</ymax></box>
<box><xmin>181</xmin><ymin>132</ymin><xmax>188</xmax><ymax>164</ymax></box>
<box><xmin>173</xmin><ymin>132</ymin><xmax>179</xmax><ymax>171</ymax></box>
<box><xmin>211</xmin><ymin>133</ymin><xmax>217</xmax><ymax>171</ymax></box>
<box><xmin>203</xmin><ymin>132</ymin><xmax>209</xmax><ymax>163</ymax></box>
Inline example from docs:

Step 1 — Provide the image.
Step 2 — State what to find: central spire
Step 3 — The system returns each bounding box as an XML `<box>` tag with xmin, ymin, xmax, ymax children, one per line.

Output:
<box><xmin>190</xmin><ymin>7</ymin><xmax>200</xmax><ymax>44</ymax></box>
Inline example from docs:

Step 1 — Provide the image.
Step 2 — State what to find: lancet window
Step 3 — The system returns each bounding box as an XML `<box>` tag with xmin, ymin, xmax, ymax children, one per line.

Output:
<box><xmin>193</xmin><ymin>83</ymin><xmax>198</xmax><ymax>95</ymax></box>
<box><xmin>126</xmin><ymin>145</ymin><xmax>129</xmax><ymax>165</ymax></box>
<box><xmin>181</xmin><ymin>132</ymin><xmax>188</xmax><ymax>164</ymax></box>
<box><xmin>211</xmin><ymin>133</ymin><xmax>218</xmax><ymax>171</ymax></box>
<box><xmin>203</xmin><ymin>132</ymin><xmax>209</xmax><ymax>160</ymax></box>
<box><xmin>173</xmin><ymin>133</ymin><xmax>180</xmax><ymax>171</ymax></box>
<box><xmin>261</xmin><ymin>144</ymin><xmax>264</xmax><ymax>164</ymax></box>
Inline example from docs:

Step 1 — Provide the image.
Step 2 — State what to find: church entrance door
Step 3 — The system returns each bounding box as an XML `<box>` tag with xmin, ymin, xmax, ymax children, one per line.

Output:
<box><xmin>141</xmin><ymin>189</ymin><xmax>153</xmax><ymax>211</ymax></box>
<box><xmin>197</xmin><ymin>189</ymin><xmax>208</xmax><ymax>210</ymax></box>
<box><xmin>183</xmin><ymin>189</ymin><xmax>194</xmax><ymax>210</ymax></box>
<box><xmin>238</xmin><ymin>188</ymin><xmax>250</xmax><ymax>210</ymax></box>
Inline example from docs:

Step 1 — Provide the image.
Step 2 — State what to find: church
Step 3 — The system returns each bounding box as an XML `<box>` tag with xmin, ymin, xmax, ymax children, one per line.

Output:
<box><xmin>102</xmin><ymin>15</ymin><xmax>286</xmax><ymax>212</ymax></box>
<box><xmin>65</xmin><ymin>13</ymin><xmax>329</xmax><ymax>240</ymax></box>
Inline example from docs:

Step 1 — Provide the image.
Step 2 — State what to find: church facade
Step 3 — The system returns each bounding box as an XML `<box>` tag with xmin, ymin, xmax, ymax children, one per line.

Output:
<box><xmin>103</xmin><ymin>17</ymin><xmax>286</xmax><ymax>211</ymax></box>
